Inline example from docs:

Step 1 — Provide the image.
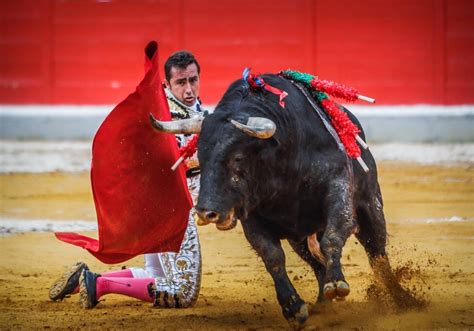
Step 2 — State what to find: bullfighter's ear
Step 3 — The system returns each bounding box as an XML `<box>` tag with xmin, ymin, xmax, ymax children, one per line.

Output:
<box><xmin>230</xmin><ymin>117</ymin><xmax>276</xmax><ymax>139</ymax></box>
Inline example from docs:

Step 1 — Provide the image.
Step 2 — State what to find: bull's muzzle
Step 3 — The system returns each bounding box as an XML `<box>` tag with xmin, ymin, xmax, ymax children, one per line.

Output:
<box><xmin>195</xmin><ymin>208</ymin><xmax>238</xmax><ymax>231</ymax></box>
<box><xmin>198</xmin><ymin>210</ymin><xmax>220</xmax><ymax>224</ymax></box>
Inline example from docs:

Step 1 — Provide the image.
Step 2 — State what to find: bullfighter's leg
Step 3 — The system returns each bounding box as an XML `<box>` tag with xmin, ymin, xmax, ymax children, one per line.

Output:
<box><xmin>242</xmin><ymin>216</ymin><xmax>308</xmax><ymax>326</ymax></box>
<box><xmin>288</xmin><ymin>237</ymin><xmax>327</xmax><ymax>303</ymax></box>
<box><xmin>49</xmin><ymin>263</ymin><xmax>136</xmax><ymax>301</ymax></box>
<box><xmin>152</xmin><ymin>214</ymin><xmax>202</xmax><ymax>308</ymax></box>
<box><xmin>319</xmin><ymin>178</ymin><xmax>356</xmax><ymax>300</ymax></box>
<box><xmin>356</xmin><ymin>186</ymin><xmax>420</xmax><ymax>308</ymax></box>
<box><xmin>78</xmin><ymin>214</ymin><xmax>201</xmax><ymax>309</ymax></box>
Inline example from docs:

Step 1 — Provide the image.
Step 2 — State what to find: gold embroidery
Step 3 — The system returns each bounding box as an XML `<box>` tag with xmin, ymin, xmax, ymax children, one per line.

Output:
<box><xmin>153</xmin><ymin>214</ymin><xmax>201</xmax><ymax>308</ymax></box>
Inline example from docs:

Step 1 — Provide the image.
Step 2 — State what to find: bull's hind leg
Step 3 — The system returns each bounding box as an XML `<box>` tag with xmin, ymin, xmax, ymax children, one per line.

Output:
<box><xmin>356</xmin><ymin>187</ymin><xmax>421</xmax><ymax>308</ymax></box>
<box><xmin>355</xmin><ymin>188</ymin><xmax>387</xmax><ymax>260</ymax></box>
<box><xmin>288</xmin><ymin>237</ymin><xmax>327</xmax><ymax>303</ymax></box>
<box><xmin>242</xmin><ymin>217</ymin><xmax>308</xmax><ymax>327</ymax></box>
<box><xmin>319</xmin><ymin>178</ymin><xmax>356</xmax><ymax>300</ymax></box>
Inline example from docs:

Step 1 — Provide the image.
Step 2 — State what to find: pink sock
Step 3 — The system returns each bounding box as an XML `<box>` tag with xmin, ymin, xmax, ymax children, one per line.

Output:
<box><xmin>96</xmin><ymin>277</ymin><xmax>155</xmax><ymax>302</ymax></box>
<box><xmin>71</xmin><ymin>269</ymin><xmax>134</xmax><ymax>294</ymax></box>
<box><xmin>102</xmin><ymin>268</ymin><xmax>134</xmax><ymax>278</ymax></box>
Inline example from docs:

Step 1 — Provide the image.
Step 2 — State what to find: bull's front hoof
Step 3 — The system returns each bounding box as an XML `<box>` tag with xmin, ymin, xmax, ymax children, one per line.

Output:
<box><xmin>287</xmin><ymin>303</ymin><xmax>308</xmax><ymax>330</ymax></box>
<box><xmin>283</xmin><ymin>296</ymin><xmax>308</xmax><ymax>329</ymax></box>
<box><xmin>295</xmin><ymin>303</ymin><xmax>308</xmax><ymax>324</ymax></box>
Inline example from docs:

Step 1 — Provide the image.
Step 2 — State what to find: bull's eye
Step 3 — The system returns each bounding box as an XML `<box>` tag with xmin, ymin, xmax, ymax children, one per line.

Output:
<box><xmin>228</xmin><ymin>153</ymin><xmax>245</xmax><ymax>176</ymax></box>
<box><xmin>232</xmin><ymin>153</ymin><xmax>245</xmax><ymax>164</ymax></box>
<box><xmin>234</xmin><ymin>155</ymin><xmax>243</xmax><ymax>163</ymax></box>
<box><xmin>231</xmin><ymin>174</ymin><xmax>239</xmax><ymax>183</ymax></box>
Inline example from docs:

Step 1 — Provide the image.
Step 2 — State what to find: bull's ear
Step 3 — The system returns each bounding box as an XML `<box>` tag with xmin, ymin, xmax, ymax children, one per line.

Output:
<box><xmin>230</xmin><ymin>117</ymin><xmax>276</xmax><ymax>139</ymax></box>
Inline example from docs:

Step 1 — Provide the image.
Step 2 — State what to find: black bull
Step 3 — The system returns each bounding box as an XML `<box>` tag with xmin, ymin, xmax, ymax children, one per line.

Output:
<box><xmin>151</xmin><ymin>74</ymin><xmax>416</xmax><ymax>326</ymax></box>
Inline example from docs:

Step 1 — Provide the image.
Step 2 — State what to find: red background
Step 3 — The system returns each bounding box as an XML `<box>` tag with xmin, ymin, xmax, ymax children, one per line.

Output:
<box><xmin>1</xmin><ymin>0</ymin><xmax>473</xmax><ymax>105</ymax></box>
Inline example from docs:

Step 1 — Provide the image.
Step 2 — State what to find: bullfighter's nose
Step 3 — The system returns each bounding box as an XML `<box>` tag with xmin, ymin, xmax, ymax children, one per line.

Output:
<box><xmin>196</xmin><ymin>209</ymin><xmax>220</xmax><ymax>224</ymax></box>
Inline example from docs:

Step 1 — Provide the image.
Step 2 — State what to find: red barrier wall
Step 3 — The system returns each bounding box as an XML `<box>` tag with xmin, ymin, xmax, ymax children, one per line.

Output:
<box><xmin>1</xmin><ymin>0</ymin><xmax>473</xmax><ymax>105</ymax></box>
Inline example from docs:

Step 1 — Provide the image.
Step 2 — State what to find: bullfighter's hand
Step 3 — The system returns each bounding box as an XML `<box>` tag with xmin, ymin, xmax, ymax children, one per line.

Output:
<box><xmin>185</xmin><ymin>159</ymin><xmax>200</xmax><ymax>169</ymax></box>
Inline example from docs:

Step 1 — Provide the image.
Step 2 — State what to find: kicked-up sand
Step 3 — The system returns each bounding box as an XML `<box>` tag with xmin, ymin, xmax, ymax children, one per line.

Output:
<box><xmin>0</xmin><ymin>163</ymin><xmax>473</xmax><ymax>329</ymax></box>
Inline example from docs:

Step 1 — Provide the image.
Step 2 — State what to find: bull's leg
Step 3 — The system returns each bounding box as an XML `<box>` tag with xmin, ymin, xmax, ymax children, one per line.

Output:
<box><xmin>241</xmin><ymin>217</ymin><xmax>308</xmax><ymax>326</ymax></box>
<box><xmin>288</xmin><ymin>237</ymin><xmax>327</xmax><ymax>303</ymax></box>
<box><xmin>356</xmin><ymin>187</ymin><xmax>421</xmax><ymax>308</ymax></box>
<box><xmin>319</xmin><ymin>178</ymin><xmax>356</xmax><ymax>300</ymax></box>
<box><xmin>355</xmin><ymin>188</ymin><xmax>387</xmax><ymax>260</ymax></box>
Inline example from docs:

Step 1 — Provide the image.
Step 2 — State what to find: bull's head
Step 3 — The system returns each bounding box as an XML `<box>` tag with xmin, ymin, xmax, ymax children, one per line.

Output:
<box><xmin>150</xmin><ymin>112</ymin><xmax>277</xmax><ymax>231</ymax></box>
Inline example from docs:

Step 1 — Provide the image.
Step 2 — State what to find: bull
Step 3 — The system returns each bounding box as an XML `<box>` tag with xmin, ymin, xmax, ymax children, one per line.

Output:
<box><xmin>151</xmin><ymin>74</ymin><xmax>416</xmax><ymax>327</ymax></box>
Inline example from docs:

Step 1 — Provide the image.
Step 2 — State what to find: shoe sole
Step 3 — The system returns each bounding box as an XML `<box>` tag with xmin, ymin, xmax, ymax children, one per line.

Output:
<box><xmin>48</xmin><ymin>262</ymin><xmax>87</xmax><ymax>301</ymax></box>
<box><xmin>79</xmin><ymin>270</ymin><xmax>98</xmax><ymax>309</ymax></box>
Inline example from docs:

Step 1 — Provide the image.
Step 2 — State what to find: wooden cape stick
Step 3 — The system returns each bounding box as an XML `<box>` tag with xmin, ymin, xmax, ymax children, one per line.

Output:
<box><xmin>357</xmin><ymin>94</ymin><xmax>375</xmax><ymax>103</ymax></box>
<box><xmin>171</xmin><ymin>156</ymin><xmax>185</xmax><ymax>171</ymax></box>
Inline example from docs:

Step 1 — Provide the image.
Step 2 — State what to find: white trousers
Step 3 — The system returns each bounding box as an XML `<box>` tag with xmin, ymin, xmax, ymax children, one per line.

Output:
<box><xmin>129</xmin><ymin>176</ymin><xmax>201</xmax><ymax>307</ymax></box>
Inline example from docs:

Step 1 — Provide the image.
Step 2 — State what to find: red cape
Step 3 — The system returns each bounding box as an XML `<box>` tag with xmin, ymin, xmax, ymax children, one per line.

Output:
<box><xmin>55</xmin><ymin>41</ymin><xmax>192</xmax><ymax>264</ymax></box>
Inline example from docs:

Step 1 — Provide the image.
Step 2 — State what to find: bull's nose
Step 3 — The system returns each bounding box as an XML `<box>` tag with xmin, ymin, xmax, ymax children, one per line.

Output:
<box><xmin>196</xmin><ymin>209</ymin><xmax>220</xmax><ymax>224</ymax></box>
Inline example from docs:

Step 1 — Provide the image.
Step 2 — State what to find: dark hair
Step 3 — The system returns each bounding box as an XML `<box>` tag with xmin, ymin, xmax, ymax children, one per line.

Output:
<box><xmin>164</xmin><ymin>50</ymin><xmax>201</xmax><ymax>81</ymax></box>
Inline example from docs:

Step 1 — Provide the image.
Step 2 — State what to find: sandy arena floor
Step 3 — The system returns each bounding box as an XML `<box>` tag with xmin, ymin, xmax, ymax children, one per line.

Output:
<box><xmin>0</xmin><ymin>163</ymin><xmax>473</xmax><ymax>329</ymax></box>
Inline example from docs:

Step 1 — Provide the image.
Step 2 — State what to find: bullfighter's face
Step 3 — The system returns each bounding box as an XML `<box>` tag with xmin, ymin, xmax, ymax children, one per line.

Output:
<box><xmin>165</xmin><ymin>63</ymin><xmax>200</xmax><ymax>107</ymax></box>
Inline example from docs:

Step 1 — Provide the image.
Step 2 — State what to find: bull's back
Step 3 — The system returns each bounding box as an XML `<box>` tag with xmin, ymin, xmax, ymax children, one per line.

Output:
<box><xmin>262</xmin><ymin>76</ymin><xmax>380</xmax><ymax>228</ymax></box>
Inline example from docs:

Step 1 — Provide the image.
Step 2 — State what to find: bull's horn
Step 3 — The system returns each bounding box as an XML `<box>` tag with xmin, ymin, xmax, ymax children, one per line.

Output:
<box><xmin>149</xmin><ymin>113</ymin><xmax>203</xmax><ymax>134</ymax></box>
<box><xmin>230</xmin><ymin>117</ymin><xmax>276</xmax><ymax>139</ymax></box>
